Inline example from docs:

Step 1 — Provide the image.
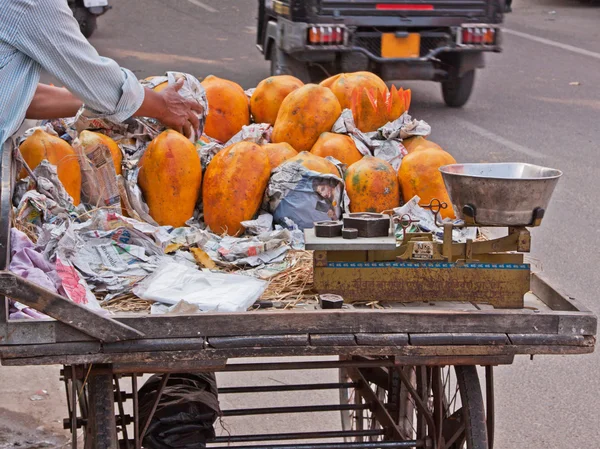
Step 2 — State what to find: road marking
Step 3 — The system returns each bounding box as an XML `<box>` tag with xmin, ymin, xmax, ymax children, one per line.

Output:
<box><xmin>186</xmin><ymin>0</ymin><xmax>217</xmax><ymax>13</ymax></box>
<box><xmin>533</xmin><ymin>96</ymin><xmax>600</xmax><ymax>111</ymax></box>
<box><xmin>455</xmin><ymin>118</ymin><xmax>546</xmax><ymax>159</ymax></box>
<box><xmin>504</xmin><ymin>28</ymin><xmax>600</xmax><ymax>61</ymax></box>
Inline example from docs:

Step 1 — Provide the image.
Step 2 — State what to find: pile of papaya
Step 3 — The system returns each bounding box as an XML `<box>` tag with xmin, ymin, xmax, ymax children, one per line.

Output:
<box><xmin>18</xmin><ymin>71</ymin><xmax>456</xmax><ymax>235</ymax></box>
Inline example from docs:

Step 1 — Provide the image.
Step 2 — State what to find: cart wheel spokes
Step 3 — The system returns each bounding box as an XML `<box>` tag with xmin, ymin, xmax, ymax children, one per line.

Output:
<box><xmin>339</xmin><ymin>365</ymin><xmax>388</xmax><ymax>442</ymax></box>
<box><xmin>339</xmin><ymin>358</ymin><xmax>488</xmax><ymax>449</ymax></box>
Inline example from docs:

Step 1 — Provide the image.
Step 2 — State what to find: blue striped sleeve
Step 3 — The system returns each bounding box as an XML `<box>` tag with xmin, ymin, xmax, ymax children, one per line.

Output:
<box><xmin>13</xmin><ymin>0</ymin><xmax>144</xmax><ymax>122</ymax></box>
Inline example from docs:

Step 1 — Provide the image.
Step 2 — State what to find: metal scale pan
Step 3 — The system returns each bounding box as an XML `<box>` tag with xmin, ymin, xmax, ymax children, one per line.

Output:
<box><xmin>440</xmin><ymin>162</ymin><xmax>562</xmax><ymax>227</ymax></box>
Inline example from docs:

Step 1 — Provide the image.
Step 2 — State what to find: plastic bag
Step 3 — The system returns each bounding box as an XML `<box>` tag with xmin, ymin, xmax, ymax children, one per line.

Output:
<box><xmin>133</xmin><ymin>261</ymin><xmax>267</xmax><ymax>312</ymax></box>
<box><xmin>139</xmin><ymin>373</ymin><xmax>220</xmax><ymax>449</ymax></box>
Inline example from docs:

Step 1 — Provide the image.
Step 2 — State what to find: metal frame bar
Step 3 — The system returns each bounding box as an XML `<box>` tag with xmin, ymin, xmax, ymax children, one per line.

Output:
<box><xmin>485</xmin><ymin>366</ymin><xmax>495</xmax><ymax>449</ymax></box>
<box><xmin>219</xmin><ymin>382</ymin><xmax>357</xmax><ymax>394</ymax></box>
<box><xmin>0</xmin><ymin>142</ymin><xmax>13</xmax><ymax>331</ymax></box>
<box><xmin>208</xmin><ymin>442</ymin><xmax>423</xmax><ymax>449</ymax></box>
<box><xmin>222</xmin><ymin>403</ymin><xmax>370</xmax><ymax>417</ymax></box>
<box><xmin>224</xmin><ymin>359</ymin><xmax>397</xmax><ymax>372</ymax></box>
<box><xmin>212</xmin><ymin>430</ymin><xmax>385</xmax><ymax>443</ymax></box>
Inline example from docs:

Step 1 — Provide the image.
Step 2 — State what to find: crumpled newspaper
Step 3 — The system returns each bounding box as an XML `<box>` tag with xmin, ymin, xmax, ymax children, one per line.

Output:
<box><xmin>73</xmin><ymin>137</ymin><xmax>121</xmax><ymax>212</ymax></box>
<box><xmin>119</xmin><ymin>167</ymin><xmax>159</xmax><ymax>226</ymax></box>
<box><xmin>224</xmin><ymin>123</ymin><xmax>273</xmax><ymax>147</ymax></box>
<box><xmin>197</xmin><ymin>124</ymin><xmax>273</xmax><ymax>169</ymax></box>
<box><xmin>332</xmin><ymin>109</ymin><xmax>431</xmax><ymax>171</ymax></box>
<box><xmin>15</xmin><ymin>190</ymin><xmax>71</xmax><ymax>236</ymax></box>
<box><xmin>240</xmin><ymin>213</ymin><xmax>273</xmax><ymax>235</ymax></box>
<box><xmin>264</xmin><ymin>161</ymin><xmax>344</xmax><ymax>230</ymax></box>
<box><xmin>37</xmin><ymin>211</ymin><xmax>172</xmax><ymax>301</ymax></box>
<box><xmin>134</xmin><ymin>260</ymin><xmax>267</xmax><ymax>312</ymax></box>
<box><xmin>165</xmin><ymin>224</ymin><xmax>295</xmax><ymax>267</ymax></box>
<box><xmin>394</xmin><ymin>196</ymin><xmax>476</xmax><ymax>243</ymax></box>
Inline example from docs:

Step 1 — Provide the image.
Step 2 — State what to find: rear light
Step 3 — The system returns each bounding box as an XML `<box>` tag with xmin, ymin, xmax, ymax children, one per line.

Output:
<box><xmin>459</xmin><ymin>26</ymin><xmax>497</xmax><ymax>46</ymax></box>
<box><xmin>308</xmin><ymin>25</ymin><xmax>345</xmax><ymax>45</ymax></box>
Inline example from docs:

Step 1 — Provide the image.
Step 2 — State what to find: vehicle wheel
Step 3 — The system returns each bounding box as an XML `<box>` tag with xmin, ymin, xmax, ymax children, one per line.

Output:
<box><xmin>73</xmin><ymin>8</ymin><xmax>97</xmax><ymax>39</ymax></box>
<box><xmin>340</xmin><ymin>358</ymin><xmax>488</xmax><ymax>449</ymax></box>
<box><xmin>441</xmin><ymin>70</ymin><xmax>475</xmax><ymax>108</ymax></box>
<box><xmin>269</xmin><ymin>45</ymin><xmax>311</xmax><ymax>83</ymax></box>
<box><xmin>84</xmin><ymin>372</ymin><xmax>117</xmax><ymax>449</ymax></box>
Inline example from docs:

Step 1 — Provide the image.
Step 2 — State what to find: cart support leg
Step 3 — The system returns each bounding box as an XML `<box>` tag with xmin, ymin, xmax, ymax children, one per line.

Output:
<box><xmin>485</xmin><ymin>366</ymin><xmax>495</xmax><ymax>449</ymax></box>
<box><xmin>71</xmin><ymin>366</ymin><xmax>78</xmax><ymax>449</ymax></box>
<box><xmin>132</xmin><ymin>375</ymin><xmax>140</xmax><ymax>449</ymax></box>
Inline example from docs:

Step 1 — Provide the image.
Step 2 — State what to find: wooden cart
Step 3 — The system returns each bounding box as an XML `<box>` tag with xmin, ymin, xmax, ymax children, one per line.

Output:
<box><xmin>0</xmin><ymin>145</ymin><xmax>596</xmax><ymax>449</ymax></box>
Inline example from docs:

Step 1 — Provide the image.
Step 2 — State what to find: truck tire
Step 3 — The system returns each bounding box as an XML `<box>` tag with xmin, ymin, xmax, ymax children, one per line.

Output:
<box><xmin>442</xmin><ymin>69</ymin><xmax>475</xmax><ymax>108</ymax></box>
<box><xmin>270</xmin><ymin>45</ymin><xmax>311</xmax><ymax>83</ymax></box>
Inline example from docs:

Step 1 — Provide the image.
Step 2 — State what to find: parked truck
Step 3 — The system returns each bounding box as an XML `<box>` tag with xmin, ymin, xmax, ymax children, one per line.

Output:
<box><xmin>256</xmin><ymin>0</ymin><xmax>504</xmax><ymax>107</ymax></box>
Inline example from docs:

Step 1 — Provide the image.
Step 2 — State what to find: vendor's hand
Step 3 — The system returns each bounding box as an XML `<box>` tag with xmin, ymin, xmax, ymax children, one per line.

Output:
<box><xmin>157</xmin><ymin>79</ymin><xmax>203</xmax><ymax>138</ymax></box>
<box><xmin>136</xmin><ymin>80</ymin><xmax>203</xmax><ymax>139</ymax></box>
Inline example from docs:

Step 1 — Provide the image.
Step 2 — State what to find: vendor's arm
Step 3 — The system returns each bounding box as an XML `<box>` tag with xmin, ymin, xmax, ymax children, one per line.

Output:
<box><xmin>16</xmin><ymin>0</ymin><xmax>200</xmax><ymax>136</ymax></box>
<box><xmin>26</xmin><ymin>84</ymin><xmax>82</xmax><ymax>119</ymax></box>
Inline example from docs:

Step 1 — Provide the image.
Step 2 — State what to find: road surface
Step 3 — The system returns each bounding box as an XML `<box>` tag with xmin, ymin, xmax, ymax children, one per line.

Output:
<box><xmin>2</xmin><ymin>0</ymin><xmax>599</xmax><ymax>447</ymax></box>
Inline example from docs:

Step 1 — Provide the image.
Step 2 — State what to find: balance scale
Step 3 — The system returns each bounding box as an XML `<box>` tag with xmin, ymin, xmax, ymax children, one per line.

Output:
<box><xmin>304</xmin><ymin>163</ymin><xmax>562</xmax><ymax>309</ymax></box>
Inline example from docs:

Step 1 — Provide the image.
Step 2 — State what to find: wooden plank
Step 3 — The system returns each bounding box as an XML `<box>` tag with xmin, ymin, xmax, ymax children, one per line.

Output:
<box><xmin>310</xmin><ymin>334</ymin><xmax>357</xmax><ymax>346</ymax></box>
<box><xmin>1</xmin><ymin>346</ymin><xmax>520</xmax><ymax>367</ymax></box>
<box><xmin>0</xmin><ymin>341</ymin><xmax>101</xmax><ymax>359</ymax></box>
<box><xmin>409</xmin><ymin>333</ymin><xmax>509</xmax><ymax>346</ymax></box>
<box><xmin>508</xmin><ymin>334</ymin><xmax>591</xmax><ymax>346</ymax></box>
<box><xmin>531</xmin><ymin>272</ymin><xmax>581</xmax><ymax>312</ymax></box>
<box><xmin>110</xmin><ymin>309</ymin><xmax>561</xmax><ymax>339</ymax></box>
<box><xmin>208</xmin><ymin>335</ymin><xmax>308</xmax><ymax>348</ymax></box>
<box><xmin>0</xmin><ymin>272</ymin><xmax>144</xmax><ymax>342</ymax></box>
<box><xmin>557</xmin><ymin>315</ymin><xmax>597</xmax><ymax>336</ymax></box>
<box><xmin>0</xmin><ymin>307</ymin><xmax>571</xmax><ymax>346</ymax></box>
<box><xmin>103</xmin><ymin>338</ymin><xmax>205</xmax><ymax>353</ymax></box>
<box><xmin>401</xmin><ymin>301</ymin><xmax>480</xmax><ymax>311</ymax></box>
<box><xmin>356</xmin><ymin>333</ymin><xmax>409</xmax><ymax>346</ymax></box>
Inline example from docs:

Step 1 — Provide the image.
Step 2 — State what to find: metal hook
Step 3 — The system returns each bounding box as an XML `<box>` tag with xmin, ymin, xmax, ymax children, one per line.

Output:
<box><xmin>420</xmin><ymin>198</ymin><xmax>448</xmax><ymax>227</ymax></box>
<box><xmin>394</xmin><ymin>213</ymin><xmax>420</xmax><ymax>240</ymax></box>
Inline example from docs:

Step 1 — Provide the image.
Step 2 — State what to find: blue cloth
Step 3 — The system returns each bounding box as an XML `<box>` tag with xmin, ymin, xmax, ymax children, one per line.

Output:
<box><xmin>0</xmin><ymin>0</ymin><xmax>144</xmax><ymax>146</ymax></box>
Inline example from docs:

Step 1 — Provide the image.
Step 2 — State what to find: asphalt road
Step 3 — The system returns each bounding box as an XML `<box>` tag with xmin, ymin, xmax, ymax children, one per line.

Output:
<box><xmin>4</xmin><ymin>0</ymin><xmax>600</xmax><ymax>447</ymax></box>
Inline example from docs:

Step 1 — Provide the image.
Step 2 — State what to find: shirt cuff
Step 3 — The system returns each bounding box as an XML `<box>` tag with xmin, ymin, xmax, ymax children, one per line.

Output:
<box><xmin>83</xmin><ymin>68</ymin><xmax>145</xmax><ymax>122</ymax></box>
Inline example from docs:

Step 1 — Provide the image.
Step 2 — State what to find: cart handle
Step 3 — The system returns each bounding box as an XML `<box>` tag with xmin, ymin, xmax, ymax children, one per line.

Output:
<box><xmin>0</xmin><ymin>271</ymin><xmax>145</xmax><ymax>342</ymax></box>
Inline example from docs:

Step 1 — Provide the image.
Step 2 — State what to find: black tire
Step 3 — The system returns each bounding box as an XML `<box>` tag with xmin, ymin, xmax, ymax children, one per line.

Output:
<box><xmin>269</xmin><ymin>44</ymin><xmax>310</xmax><ymax>83</ymax></box>
<box><xmin>442</xmin><ymin>69</ymin><xmax>475</xmax><ymax>108</ymax></box>
<box><xmin>454</xmin><ymin>366</ymin><xmax>489</xmax><ymax>449</ymax></box>
<box><xmin>84</xmin><ymin>373</ymin><xmax>117</xmax><ymax>449</ymax></box>
<box><xmin>73</xmin><ymin>8</ymin><xmax>97</xmax><ymax>39</ymax></box>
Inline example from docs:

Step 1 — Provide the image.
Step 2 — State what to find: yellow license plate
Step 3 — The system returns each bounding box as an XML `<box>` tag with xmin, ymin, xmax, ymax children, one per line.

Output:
<box><xmin>381</xmin><ymin>33</ymin><xmax>421</xmax><ymax>58</ymax></box>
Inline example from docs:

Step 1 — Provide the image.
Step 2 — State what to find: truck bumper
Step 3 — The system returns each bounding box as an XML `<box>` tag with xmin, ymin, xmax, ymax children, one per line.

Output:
<box><xmin>271</xmin><ymin>19</ymin><xmax>500</xmax><ymax>80</ymax></box>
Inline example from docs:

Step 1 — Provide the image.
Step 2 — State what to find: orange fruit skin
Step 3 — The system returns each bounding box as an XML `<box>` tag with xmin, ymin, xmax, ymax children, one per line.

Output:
<box><xmin>310</xmin><ymin>132</ymin><xmax>363</xmax><ymax>167</ymax></box>
<box><xmin>138</xmin><ymin>130</ymin><xmax>202</xmax><ymax>227</ymax></box>
<box><xmin>398</xmin><ymin>147</ymin><xmax>457</xmax><ymax>219</ymax></box>
<box><xmin>344</xmin><ymin>156</ymin><xmax>400</xmax><ymax>213</ymax></box>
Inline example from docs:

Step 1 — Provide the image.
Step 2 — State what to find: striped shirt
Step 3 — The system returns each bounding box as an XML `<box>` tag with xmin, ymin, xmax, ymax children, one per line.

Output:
<box><xmin>0</xmin><ymin>0</ymin><xmax>145</xmax><ymax>146</ymax></box>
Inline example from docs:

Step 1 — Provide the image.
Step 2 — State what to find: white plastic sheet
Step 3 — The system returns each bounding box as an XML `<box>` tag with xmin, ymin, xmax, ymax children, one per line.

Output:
<box><xmin>133</xmin><ymin>261</ymin><xmax>267</xmax><ymax>312</ymax></box>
